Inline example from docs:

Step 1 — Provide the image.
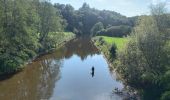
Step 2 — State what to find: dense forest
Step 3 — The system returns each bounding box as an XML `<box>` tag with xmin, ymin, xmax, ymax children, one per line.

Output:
<box><xmin>54</xmin><ymin>3</ymin><xmax>135</xmax><ymax>37</ymax></box>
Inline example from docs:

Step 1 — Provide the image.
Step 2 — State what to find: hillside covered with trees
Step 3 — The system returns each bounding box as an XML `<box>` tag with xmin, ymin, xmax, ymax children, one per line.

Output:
<box><xmin>54</xmin><ymin>3</ymin><xmax>135</xmax><ymax>37</ymax></box>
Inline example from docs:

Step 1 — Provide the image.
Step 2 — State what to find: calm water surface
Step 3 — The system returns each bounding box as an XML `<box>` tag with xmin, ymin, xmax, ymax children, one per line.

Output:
<box><xmin>0</xmin><ymin>38</ymin><xmax>126</xmax><ymax>100</ymax></box>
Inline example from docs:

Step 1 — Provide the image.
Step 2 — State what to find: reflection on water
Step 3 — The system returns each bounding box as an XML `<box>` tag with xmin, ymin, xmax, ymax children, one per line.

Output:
<box><xmin>0</xmin><ymin>55</ymin><xmax>62</xmax><ymax>100</ymax></box>
<box><xmin>0</xmin><ymin>38</ymin><xmax>125</xmax><ymax>100</ymax></box>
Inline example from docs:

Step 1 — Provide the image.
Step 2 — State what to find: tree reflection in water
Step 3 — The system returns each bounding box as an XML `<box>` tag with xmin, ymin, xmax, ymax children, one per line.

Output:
<box><xmin>0</xmin><ymin>54</ymin><xmax>63</xmax><ymax>100</ymax></box>
<box><xmin>55</xmin><ymin>37</ymin><xmax>100</xmax><ymax>61</ymax></box>
<box><xmin>0</xmin><ymin>38</ymin><xmax>99</xmax><ymax>100</ymax></box>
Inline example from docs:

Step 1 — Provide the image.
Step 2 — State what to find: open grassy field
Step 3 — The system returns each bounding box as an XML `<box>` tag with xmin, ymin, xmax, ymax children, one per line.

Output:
<box><xmin>92</xmin><ymin>36</ymin><xmax>128</xmax><ymax>61</ymax></box>
<box><xmin>94</xmin><ymin>36</ymin><xmax>128</xmax><ymax>50</ymax></box>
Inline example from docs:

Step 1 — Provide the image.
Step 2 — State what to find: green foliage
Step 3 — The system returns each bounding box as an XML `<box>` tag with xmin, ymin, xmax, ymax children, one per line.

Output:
<box><xmin>40</xmin><ymin>32</ymin><xmax>75</xmax><ymax>51</ymax></box>
<box><xmin>161</xmin><ymin>91</ymin><xmax>170</xmax><ymax>100</ymax></box>
<box><xmin>90</xmin><ymin>22</ymin><xmax>104</xmax><ymax>36</ymax></box>
<box><xmin>55</xmin><ymin>3</ymin><xmax>133</xmax><ymax>36</ymax></box>
<box><xmin>109</xmin><ymin>44</ymin><xmax>117</xmax><ymax>59</ymax></box>
<box><xmin>96</xmin><ymin>36</ymin><xmax>128</xmax><ymax>50</ymax></box>
<box><xmin>98</xmin><ymin>25</ymin><xmax>132</xmax><ymax>37</ymax></box>
<box><xmin>38</xmin><ymin>1</ymin><xmax>65</xmax><ymax>42</ymax></box>
<box><xmin>115</xmin><ymin>16</ymin><xmax>169</xmax><ymax>84</ymax></box>
<box><xmin>114</xmin><ymin>3</ymin><xmax>170</xmax><ymax>99</ymax></box>
<box><xmin>0</xmin><ymin>0</ymin><xmax>71</xmax><ymax>74</ymax></box>
<box><xmin>93</xmin><ymin>36</ymin><xmax>127</xmax><ymax>61</ymax></box>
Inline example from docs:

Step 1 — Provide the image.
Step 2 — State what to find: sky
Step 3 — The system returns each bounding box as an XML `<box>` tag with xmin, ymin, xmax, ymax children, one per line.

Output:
<box><xmin>51</xmin><ymin>0</ymin><xmax>170</xmax><ymax>17</ymax></box>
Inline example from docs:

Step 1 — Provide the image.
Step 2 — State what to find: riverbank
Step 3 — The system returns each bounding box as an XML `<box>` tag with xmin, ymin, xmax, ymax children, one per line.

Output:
<box><xmin>36</xmin><ymin>32</ymin><xmax>76</xmax><ymax>58</ymax></box>
<box><xmin>92</xmin><ymin>36</ymin><xmax>141</xmax><ymax>99</ymax></box>
<box><xmin>92</xmin><ymin>36</ymin><xmax>127</xmax><ymax>64</ymax></box>
<box><xmin>26</xmin><ymin>32</ymin><xmax>76</xmax><ymax>67</ymax></box>
<box><xmin>92</xmin><ymin>36</ymin><xmax>128</xmax><ymax>80</ymax></box>
<box><xmin>0</xmin><ymin>32</ymin><xmax>75</xmax><ymax>75</ymax></box>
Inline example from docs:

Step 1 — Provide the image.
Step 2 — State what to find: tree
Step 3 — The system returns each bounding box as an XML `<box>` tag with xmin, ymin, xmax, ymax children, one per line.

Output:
<box><xmin>90</xmin><ymin>22</ymin><xmax>104</xmax><ymax>36</ymax></box>
<box><xmin>38</xmin><ymin>1</ymin><xmax>64</xmax><ymax>50</ymax></box>
<box><xmin>114</xmin><ymin>3</ymin><xmax>170</xmax><ymax>99</ymax></box>
<box><xmin>0</xmin><ymin>0</ymin><xmax>66</xmax><ymax>74</ymax></box>
<box><xmin>98</xmin><ymin>25</ymin><xmax>132</xmax><ymax>37</ymax></box>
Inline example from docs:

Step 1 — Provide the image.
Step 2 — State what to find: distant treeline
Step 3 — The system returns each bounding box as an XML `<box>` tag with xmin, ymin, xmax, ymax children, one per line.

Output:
<box><xmin>54</xmin><ymin>3</ymin><xmax>137</xmax><ymax>37</ymax></box>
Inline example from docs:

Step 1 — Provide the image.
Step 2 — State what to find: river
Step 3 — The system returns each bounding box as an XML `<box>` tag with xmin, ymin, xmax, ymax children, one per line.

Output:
<box><xmin>0</xmin><ymin>38</ymin><xmax>128</xmax><ymax>100</ymax></box>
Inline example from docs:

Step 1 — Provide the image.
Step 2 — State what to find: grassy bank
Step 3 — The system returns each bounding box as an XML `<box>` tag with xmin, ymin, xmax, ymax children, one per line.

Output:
<box><xmin>97</xmin><ymin>36</ymin><xmax>128</xmax><ymax>50</ymax></box>
<box><xmin>92</xmin><ymin>36</ymin><xmax>127</xmax><ymax>61</ymax></box>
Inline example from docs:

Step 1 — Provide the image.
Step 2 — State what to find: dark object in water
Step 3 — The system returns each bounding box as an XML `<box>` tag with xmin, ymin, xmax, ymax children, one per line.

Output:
<box><xmin>91</xmin><ymin>66</ymin><xmax>95</xmax><ymax>77</ymax></box>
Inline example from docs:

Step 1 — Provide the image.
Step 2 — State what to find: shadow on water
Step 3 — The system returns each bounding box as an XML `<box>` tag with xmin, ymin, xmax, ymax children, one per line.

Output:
<box><xmin>0</xmin><ymin>71</ymin><xmax>21</xmax><ymax>81</ymax></box>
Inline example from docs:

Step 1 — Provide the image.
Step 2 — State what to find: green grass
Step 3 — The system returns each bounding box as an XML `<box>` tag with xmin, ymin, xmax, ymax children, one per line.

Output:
<box><xmin>95</xmin><ymin>36</ymin><xmax>128</xmax><ymax>50</ymax></box>
<box><xmin>62</xmin><ymin>32</ymin><xmax>75</xmax><ymax>36</ymax></box>
<box><xmin>92</xmin><ymin>36</ymin><xmax>128</xmax><ymax>60</ymax></box>
<box><xmin>55</xmin><ymin>32</ymin><xmax>75</xmax><ymax>37</ymax></box>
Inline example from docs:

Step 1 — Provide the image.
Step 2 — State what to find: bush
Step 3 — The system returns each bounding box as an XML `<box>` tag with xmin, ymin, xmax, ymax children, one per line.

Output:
<box><xmin>161</xmin><ymin>91</ymin><xmax>170</xmax><ymax>100</ymax></box>
<box><xmin>98</xmin><ymin>25</ymin><xmax>132</xmax><ymax>37</ymax></box>
<box><xmin>114</xmin><ymin>5</ymin><xmax>170</xmax><ymax>99</ymax></box>
<box><xmin>109</xmin><ymin>44</ymin><xmax>117</xmax><ymax>59</ymax></box>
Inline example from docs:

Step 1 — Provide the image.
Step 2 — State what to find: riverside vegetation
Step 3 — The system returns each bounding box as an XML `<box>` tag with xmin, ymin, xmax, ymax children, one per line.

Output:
<box><xmin>93</xmin><ymin>3</ymin><xmax>170</xmax><ymax>100</ymax></box>
<box><xmin>0</xmin><ymin>0</ymin><xmax>75</xmax><ymax>74</ymax></box>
